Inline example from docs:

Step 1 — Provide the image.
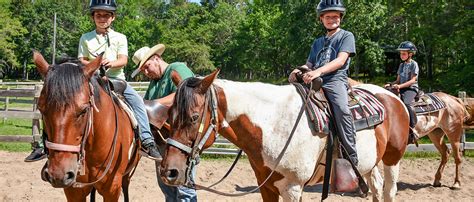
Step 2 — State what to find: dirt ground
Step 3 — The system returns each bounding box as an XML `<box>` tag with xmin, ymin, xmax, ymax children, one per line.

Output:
<box><xmin>1</xmin><ymin>151</ymin><xmax>473</xmax><ymax>201</ymax></box>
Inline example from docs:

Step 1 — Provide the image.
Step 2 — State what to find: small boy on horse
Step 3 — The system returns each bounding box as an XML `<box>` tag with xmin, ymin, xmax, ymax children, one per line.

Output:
<box><xmin>385</xmin><ymin>41</ymin><xmax>419</xmax><ymax>142</ymax></box>
<box><xmin>77</xmin><ymin>0</ymin><xmax>161</xmax><ymax>160</ymax></box>
<box><xmin>288</xmin><ymin>0</ymin><xmax>358</xmax><ymax>166</ymax></box>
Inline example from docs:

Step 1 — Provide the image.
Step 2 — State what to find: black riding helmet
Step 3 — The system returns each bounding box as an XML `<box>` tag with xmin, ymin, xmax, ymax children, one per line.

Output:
<box><xmin>396</xmin><ymin>41</ymin><xmax>417</xmax><ymax>54</ymax></box>
<box><xmin>316</xmin><ymin>0</ymin><xmax>346</xmax><ymax>17</ymax></box>
<box><xmin>90</xmin><ymin>0</ymin><xmax>117</xmax><ymax>14</ymax></box>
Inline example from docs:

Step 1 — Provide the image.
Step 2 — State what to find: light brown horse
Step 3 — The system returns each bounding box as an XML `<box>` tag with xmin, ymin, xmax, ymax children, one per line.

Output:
<box><xmin>160</xmin><ymin>70</ymin><xmax>411</xmax><ymax>201</ymax></box>
<box><xmin>412</xmin><ymin>92</ymin><xmax>470</xmax><ymax>189</ymax></box>
<box><xmin>384</xmin><ymin>85</ymin><xmax>471</xmax><ymax>189</ymax></box>
<box><xmin>34</xmin><ymin>52</ymin><xmax>140</xmax><ymax>201</ymax></box>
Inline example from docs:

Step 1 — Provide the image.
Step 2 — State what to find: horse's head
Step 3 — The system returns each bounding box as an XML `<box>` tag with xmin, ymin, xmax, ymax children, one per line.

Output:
<box><xmin>160</xmin><ymin>70</ymin><xmax>224</xmax><ymax>187</ymax></box>
<box><xmin>34</xmin><ymin>51</ymin><xmax>103</xmax><ymax>188</ymax></box>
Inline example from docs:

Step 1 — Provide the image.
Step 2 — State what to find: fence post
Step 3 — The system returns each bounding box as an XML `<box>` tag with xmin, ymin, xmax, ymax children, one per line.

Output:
<box><xmin>31</xmin><ymin>84</ymin><xmax>42</xmax><ymax>144</ymax></box>
<box><xmin>459</xmin><ymin>91</ymin><xmax>467</xmax><ymax>156</ymax></box>
<box><xmin>3</xmin><ymin>87</ymin><xmax>9</xmax><ymax>124</ymax></box>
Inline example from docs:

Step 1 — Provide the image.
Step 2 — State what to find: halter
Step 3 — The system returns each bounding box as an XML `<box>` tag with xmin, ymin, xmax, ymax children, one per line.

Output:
<box><xmin>166</xmin><ymin>86</ymin><xmax>222</xmax><ymax>187</ymax></box>
<box><xmin>43</xmin><ymin>80</ymin><xmax>120</xmax><ymax>188</ymax></box>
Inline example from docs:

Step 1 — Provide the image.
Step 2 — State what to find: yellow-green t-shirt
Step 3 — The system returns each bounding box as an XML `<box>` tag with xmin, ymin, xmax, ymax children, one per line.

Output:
<box><xmin>78</xmin><ymin>29</ymin><xmax>128</xmax><ymax>80</ymax></box>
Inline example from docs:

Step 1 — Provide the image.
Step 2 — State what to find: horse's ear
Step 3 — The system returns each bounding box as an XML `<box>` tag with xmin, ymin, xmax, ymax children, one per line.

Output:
<box><xmin>33</xmin><ymin>51</ymin><xmax>50</xmax><ymax>77</ymax></box>
<box><xmin>171</xmin><ymin>70</ymin><xmax>183</xmax><ymax>87</ymax></box>
<box><xmin>197</xmin><ymin>69</ymin><xmax>220</xmax><ymax>94</ymax></box>
<box><xmin>83</xmin><ymin>53</ymin><xmax>103</xmax><ymax>78</ymax></box>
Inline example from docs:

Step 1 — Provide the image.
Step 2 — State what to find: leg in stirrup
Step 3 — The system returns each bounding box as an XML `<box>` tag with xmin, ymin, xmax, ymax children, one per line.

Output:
<box><xmin>123</xmin><ymin>84</ymin><xmax>162</xmax><ymax>161</ymax></box>
<box><xmin>406</xmin><ymin>104</ymin><xmax>419</xmax><ymax>146</ymax></box>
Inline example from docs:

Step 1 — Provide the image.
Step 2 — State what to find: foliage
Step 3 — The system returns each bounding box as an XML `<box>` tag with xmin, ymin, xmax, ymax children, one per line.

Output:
<box><xmin>0</xmin><ymin>1</ymin><xmax>27</xmax><ymax>73</ymax></box>
<box><xmin>1</xmin><ymin>0</ymin><xmax>472</xmax><ymax>94</ymax></box>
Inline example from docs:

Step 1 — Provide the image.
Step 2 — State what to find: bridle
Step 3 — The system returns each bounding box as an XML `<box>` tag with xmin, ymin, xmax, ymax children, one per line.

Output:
<box><xmin>43</xmin><ymin>78</ymin><xmax>120</xmax><ymax>188</ymax></box>
<box><xmin>166</xmin><ymin>86</ymin><xmax>222</xmax><ymax>187</ymax></box>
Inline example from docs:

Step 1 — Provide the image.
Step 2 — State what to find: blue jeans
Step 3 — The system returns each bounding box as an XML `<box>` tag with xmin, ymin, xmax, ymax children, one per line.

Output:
<box><xmin>123</xmin><ymin>84</ymin><xmax>154</xmax><ymax>144</ymax></box>
<box><xmin>156</xmin><ymin>161</ymin><xmax>198</xmax><ymax>202</ymax></box>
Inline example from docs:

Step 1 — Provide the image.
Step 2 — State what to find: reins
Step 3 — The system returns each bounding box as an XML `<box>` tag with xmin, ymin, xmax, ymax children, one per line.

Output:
<box><xmin>72</xmin><ymin>79</ymin><xmax>120</xmax><ymax>188</ymax></box>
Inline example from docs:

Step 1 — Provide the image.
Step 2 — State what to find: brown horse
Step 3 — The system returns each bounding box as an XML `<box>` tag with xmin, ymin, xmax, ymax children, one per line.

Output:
<box><xmin>160</xmin><ymin>70</ymin><xmax>411</xmax><ymax>201</ymax></box>
<box><xmin>384</xmin><ymin>85</ymin><xmax>471</xmax><ymax>189</ymax></box>
<box><xmin>34</xmin><ymin>52</ymin><xmax>140</xmax><ymax>201</ymax></box>
<box><xmin>412</xmin><ymin>92</ymin><xmax>470</xmax><ymax>189</ymax></box>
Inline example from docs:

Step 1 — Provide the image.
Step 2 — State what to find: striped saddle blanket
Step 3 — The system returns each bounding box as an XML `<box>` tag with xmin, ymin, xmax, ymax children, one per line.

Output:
<box><xmin>293</xmin><ymin>83</ymin><xmax>385</xmax><ymax>134</ymax></box>
<box><xmin>413</xmin><ymin>93</ymin><xmax>446</xmax><ymax>115</ymax></box>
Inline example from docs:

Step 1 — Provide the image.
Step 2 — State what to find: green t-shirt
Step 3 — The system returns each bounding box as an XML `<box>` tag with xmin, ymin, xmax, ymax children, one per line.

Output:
<box><xmin>144</xmin><ymin>62</ymin><xmax>194</xmax><ymax>100</ymax></box>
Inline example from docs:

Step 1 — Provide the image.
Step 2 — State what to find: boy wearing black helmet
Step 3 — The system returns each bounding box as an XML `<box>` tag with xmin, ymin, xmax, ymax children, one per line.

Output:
<box><xmin>78</xmin><ymin>0</ymin><xmax>162</xmax><ymax>160</ymax></box>
<box><xmin>385</xmin><ymin>41</ymin><xmax>420</xmax><ymax>142</ymax></box>
<box><xmin>288</xmin><ymin>0</ymin><xmax>358</xmax><ymax>166</ymax></box>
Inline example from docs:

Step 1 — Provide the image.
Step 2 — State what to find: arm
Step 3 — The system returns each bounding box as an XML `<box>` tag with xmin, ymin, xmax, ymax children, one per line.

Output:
<box><xmin>104</xmin><ymin>54</ymin><xmax>128</xmax><ymax>70</ymax></box>
<box><xmin>396</xmin><ymin>73</ymin><xmax>417</xmax><ymax>89</ymax></box>
<box><xmin>302</xmin><ymin>52</ymin><xmax>350</xmax><ymax>83</ymax></box>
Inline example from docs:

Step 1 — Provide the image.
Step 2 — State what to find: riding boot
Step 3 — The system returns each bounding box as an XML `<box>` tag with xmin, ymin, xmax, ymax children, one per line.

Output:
<box><xmin>406</xmin><ymin>105</ymin><xmax>419</xmax><ymax>146</ymax></box>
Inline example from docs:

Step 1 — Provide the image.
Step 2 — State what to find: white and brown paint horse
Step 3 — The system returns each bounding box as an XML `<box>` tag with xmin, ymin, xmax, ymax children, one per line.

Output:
<box><xmin>411</xmin><ymin>92</ymin><xmax>471</xmax><ymax>189</ymax></box>
<box><xmin>160</xmin><ymin>70</ymin><xmax>410</xmax><ymax>201</ymax></box>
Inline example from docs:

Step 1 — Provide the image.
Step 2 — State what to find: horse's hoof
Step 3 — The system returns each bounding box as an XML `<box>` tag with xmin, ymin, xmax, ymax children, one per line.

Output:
<box><xmin>450</xmin><ymin>182</ymin><xmax>461</xmax><ymax>190</ymax></box>
<box><xmin>433</xmin><ymin>182</ymin><xmax>442</xmax><ymax>187</ymax></box>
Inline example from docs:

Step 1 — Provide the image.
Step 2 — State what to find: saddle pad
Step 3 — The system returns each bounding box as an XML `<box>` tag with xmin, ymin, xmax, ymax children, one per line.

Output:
<box><xmin>413</xmin><ymin>93</ymin><xmax>446</xmax><ymax>115</ymax></box>
<box><xmin>293</xmin><ymin>84</ymin><xmax>385</xmax><ymax>134</ymax></box>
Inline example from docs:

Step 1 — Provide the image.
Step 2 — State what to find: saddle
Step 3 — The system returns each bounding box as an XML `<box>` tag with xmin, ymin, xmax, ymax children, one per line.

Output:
<box><xmin>108</xmin><ymin>78</ymin><xmax>127</xmax><ymax>95</ymax></box>
<box><xmin>412</xmin><ymin>93</ymin><xmax>446</xmax><ymax>115</ymax></box>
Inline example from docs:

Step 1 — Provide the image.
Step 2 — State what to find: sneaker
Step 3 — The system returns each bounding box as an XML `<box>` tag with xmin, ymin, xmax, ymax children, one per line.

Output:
<box><xmin>24</xmin><ymin>147</ymin><xmax>47</xmax><ymax>162</ymax></box>
<box><xmin>140</xmin><ymin>142</ymin><xmax>163</xmax><ymax>161</ymax></box>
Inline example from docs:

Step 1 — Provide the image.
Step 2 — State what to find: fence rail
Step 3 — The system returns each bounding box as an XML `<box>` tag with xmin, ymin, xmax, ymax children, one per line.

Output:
<box><xmin>1</xmin><ymin>82</ymin><xmax>473</xmax><ymax>156</ymax></box>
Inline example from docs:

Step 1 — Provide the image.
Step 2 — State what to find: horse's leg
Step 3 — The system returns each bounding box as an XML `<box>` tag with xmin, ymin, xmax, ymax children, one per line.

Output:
<box><xmin>260</xmin><ymin>185</ymin><xmax>280</xmax><ymax>202</ymax></box>
<box><xmin>122</xmin><ymin>175</ymin><xmax>131</xmax><ymax>202</ymax></box>
<box><xmin>275</xmin><ymin>182</ymin><xmax>303</xmax><ymax>202</ymax></box>
<box><xmin>446</xmin><ymin>128</ymin><xmax>463</xmax><ymax>189</ymax></box>
<box><xmin>383</xmin><ymin>162</ymin><xmax>400</xmax><ymax>202</ymax></box>
<box><xmin>364</xmin><ymin>166</ymin><xmax>383</xmax><ymax>202</ymax></box>
<box><xmin>99</xmin><ymin>175</ymin><xmax>123</xmax><ymax>202</ymax></box>
<box><xmin>64</xmin><ymin>187</ymin><xmax>92</xmax><ymax>202</ymax></box>
<box><xmin>427</xmin><ymin>129</ymin><xmax>449</xmax><ymax>187</ymax></box>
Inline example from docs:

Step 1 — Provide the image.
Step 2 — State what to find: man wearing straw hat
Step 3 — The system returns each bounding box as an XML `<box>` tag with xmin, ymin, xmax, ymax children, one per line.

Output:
<box><xmin>132</xmin><ymin>43</ymin><xmax>197</xmax><ymax>201</ymax></box>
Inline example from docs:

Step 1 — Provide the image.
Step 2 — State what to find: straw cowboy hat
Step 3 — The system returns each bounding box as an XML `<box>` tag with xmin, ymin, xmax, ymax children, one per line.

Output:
<box><xmin>131</xmin><ymin>44</ymin><xmax>165</xmax><ymax>78</ymax></box>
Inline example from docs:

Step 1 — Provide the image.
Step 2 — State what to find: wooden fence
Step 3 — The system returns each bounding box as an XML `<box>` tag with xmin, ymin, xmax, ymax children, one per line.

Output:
<box><xmin>0</xmin><ymin>82</ymin><xmax>472</xmax><ymax>155</ymax></box>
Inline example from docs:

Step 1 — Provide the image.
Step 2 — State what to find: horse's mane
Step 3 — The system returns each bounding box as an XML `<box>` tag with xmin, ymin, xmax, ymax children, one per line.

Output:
<box><xmin>172</xmin><ymin>77</ymin><xmax>206</xmax><ymax>129</ymax></box>
<box><xmin>43</xmin><ymin>60</ymin><xmax>102</xmax><ymax>109</ymax></box>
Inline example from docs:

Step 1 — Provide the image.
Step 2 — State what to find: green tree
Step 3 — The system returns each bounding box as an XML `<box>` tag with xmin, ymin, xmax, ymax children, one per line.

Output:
<box><xmin>0</xmin><ymin>1</ymin><xmax>27</xmax><ymax>77</ymax></box>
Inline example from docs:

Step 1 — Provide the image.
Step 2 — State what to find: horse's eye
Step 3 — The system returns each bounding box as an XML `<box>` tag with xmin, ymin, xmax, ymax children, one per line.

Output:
<box><xmin>191</xmin><ymin>113</ymin><xmax>200</xmax><ymax>123</ymax></box>
<box><xmin>77</xmin><ymin>108</ymin><xmax>88</xmax><ymax>118</ymax></box>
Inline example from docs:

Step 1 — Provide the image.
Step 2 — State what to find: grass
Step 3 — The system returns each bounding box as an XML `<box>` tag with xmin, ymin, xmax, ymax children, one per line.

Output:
<box><xmin>403</xmin><ymin>150</ymin><xmax>474</xmax><ymax>159</ymax></box>
<box><xmin>0</xmin><ymin>118</ymin><xmax>33</xmax><ymax>135</ymax></box>
<box><xmin>0</xmin><ymin>142</ymin><xmax>31</xmax><ymax>152</ymax></box>
<box><xmin>0</xmin><ymin>97</ymin><xmax>35</xmax><ymax>109</ymax></box>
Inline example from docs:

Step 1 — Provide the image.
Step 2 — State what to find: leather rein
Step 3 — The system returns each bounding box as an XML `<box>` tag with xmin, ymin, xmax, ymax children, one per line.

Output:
<box><xmin>44</xmin><ymin>80</ymin><xmax>120</xmax><ymax>188</ymax></box>
<box><xmin>166</xmin><ymin>82</ymin><xmax>313</xmax><ymax>196</ymax></box>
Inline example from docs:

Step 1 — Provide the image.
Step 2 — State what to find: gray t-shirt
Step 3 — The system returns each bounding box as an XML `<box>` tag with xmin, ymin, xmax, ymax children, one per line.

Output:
<box><xmin>307</xmin><ymin>29</ymin><xmax>356</xmax><ymax>82</ymax></box>
<box><xmin>397</xmin><ymin>60</ymin><xmax>419</xmax><ymax>89</ymax></box>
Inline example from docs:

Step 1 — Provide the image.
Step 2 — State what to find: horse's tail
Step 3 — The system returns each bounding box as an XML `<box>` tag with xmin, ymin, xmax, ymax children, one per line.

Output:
<box><xmin>455</xmin><ymin>97</ymin><xmax>472</xmax><ymax>125</ymax></box>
